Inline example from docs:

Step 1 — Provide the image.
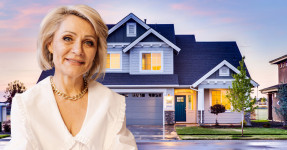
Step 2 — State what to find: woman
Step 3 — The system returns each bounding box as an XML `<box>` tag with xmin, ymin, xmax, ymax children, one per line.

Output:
<box><xmin>5</xmin><ymin>5</ymin><xmax>137</xmax><ymax>150</ymax></box>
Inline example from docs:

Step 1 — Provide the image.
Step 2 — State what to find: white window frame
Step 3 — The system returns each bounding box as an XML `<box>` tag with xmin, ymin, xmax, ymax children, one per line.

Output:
<box><xmin>139</xmin><ymin>51</ymin><xmax>163</xmax><ymax>73</ymax></box>
<box><xmin>106</xmin><ymin>51</ymin><xmax>122</xmax><ymax>72</ymax></box>
<box><xmin>126</xmin><ymin>23</ymin><xmax>136</xmax><ymax>37</ymax></box>
<box><xmin>219</xmin><ymin>66</ymin><xmax>230</xmax><ymax>76</ymax></box>
<box><xmin>209</xmin><ymin>89</ymin><xmax>233</xmax><ymax>112</ymax></box>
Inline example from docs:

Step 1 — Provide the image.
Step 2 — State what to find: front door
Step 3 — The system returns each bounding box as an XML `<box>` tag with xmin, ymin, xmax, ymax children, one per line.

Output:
<box><xmin>175</xmin><ymin>95</ymin><xmax>186</xmax><ymax>122</ymax></box>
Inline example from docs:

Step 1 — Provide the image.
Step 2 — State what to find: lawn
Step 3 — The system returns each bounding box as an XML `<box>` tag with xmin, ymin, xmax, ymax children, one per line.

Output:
<box><xmin>0</xmin><ymin>134</ymin><xmax>10</xmax><ymax>139</ymax></box>
<box><xmin>176</xmin><ymin>126</ymin><xmax>287</xmax><ymax>140</ymax></box>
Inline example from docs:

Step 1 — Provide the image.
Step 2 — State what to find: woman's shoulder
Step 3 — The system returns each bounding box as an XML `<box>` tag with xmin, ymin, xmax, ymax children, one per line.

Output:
<box><xmin>15</xmin><ymin>76</ymin><xmax>52</xmax><ymax>106</ymax></box>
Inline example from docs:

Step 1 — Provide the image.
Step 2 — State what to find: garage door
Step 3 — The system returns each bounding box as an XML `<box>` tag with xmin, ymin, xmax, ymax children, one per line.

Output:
<box><xmin>122</xmin><ymin>93</ymin><xmax>163</xmax><ymax>125</ymax></box>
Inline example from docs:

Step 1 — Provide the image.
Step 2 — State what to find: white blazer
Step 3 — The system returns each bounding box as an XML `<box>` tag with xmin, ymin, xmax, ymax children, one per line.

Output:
<box><xmin>5</xmin><ymin>76</ymin><xmax>138</xmax><ymax>150</ymax></box>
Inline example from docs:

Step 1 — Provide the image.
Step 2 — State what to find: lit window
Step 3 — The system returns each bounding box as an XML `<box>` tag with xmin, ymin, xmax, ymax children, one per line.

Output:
<box><xmin>211</xmin><ymin>90</ymin><xmax>231</xmax><ymax>110</ymax></box>
<box><xmin>126</xmin><ymin>23</ymin><xmax>136</xmax><ymax>37</ymax></box>
<box><xmin>106</xmin><ymin>53</ymin><xmax>121</xmax><ymax>69</ymax></box>
<box><xmin>142</xmin><ymin>53</ymin><xmax>161</xmax><ymax>70</ymax></box>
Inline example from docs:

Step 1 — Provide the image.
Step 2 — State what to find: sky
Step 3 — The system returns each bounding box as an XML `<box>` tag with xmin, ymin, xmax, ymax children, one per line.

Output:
<box><xmin>0</xmin><ymin>0</ymin><xmax>286</xmax><ymax>101</ymax></box>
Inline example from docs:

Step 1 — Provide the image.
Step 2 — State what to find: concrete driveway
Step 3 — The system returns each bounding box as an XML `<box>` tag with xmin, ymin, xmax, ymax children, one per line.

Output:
<box><xmin>127</xmin><ymin>125</ymin><xmax>179</xmax><ymax>141</ymax></box>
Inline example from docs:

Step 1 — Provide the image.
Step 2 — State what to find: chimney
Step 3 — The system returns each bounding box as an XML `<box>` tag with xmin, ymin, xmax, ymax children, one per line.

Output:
<box><xmin>144</xmin><ymin>19</ymin><xmax>146</xmax><ymax>24</ymax></box>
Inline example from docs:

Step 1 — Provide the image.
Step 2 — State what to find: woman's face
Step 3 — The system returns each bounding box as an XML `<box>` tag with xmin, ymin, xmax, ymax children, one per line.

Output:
<box><xmin>48</xmin><ymin>15</ymin><xmax>97</xmax><ymax>78</ymax></box>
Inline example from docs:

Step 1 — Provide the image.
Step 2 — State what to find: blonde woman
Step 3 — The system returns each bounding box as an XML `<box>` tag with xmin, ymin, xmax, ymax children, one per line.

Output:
<box><xmin>5</xmin><ymin>5</ymin><xmax>137</xmax><ymax>150</ymax></box>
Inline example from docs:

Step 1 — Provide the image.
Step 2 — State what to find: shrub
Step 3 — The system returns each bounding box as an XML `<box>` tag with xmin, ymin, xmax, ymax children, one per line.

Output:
<box><xmin>2</xmin><ymin>120</ymin><xmax>11</xmax><ymax>133</ymax></box>
<box><xmin>263</xmin><ymin>122</ymin><xmax>271</xmax><ymax>128</ymax></box>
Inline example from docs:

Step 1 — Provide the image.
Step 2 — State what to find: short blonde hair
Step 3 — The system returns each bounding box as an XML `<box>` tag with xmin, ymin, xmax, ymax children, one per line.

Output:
<box><xmin>37</xmin><ymin>5</ymin><xmax>108</xmax><ymax>82</ymax></box>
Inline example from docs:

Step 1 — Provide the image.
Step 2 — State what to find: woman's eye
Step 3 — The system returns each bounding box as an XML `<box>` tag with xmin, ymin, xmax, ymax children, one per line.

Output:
<box><xmin>63</xmin><ymin>36</ymin><xmax>72</xmax><ymax>42</ymax></box>
<box><xmin>85</xmin><ymin>41</ymin><xmax>94</xmax><ymax>47</ymax></box>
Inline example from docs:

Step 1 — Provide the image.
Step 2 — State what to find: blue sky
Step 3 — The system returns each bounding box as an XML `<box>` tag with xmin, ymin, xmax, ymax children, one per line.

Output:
<box><xmin>0</xmin><ymin>0</ymin><xmax>286</xmax><ymax>101</ymax></box>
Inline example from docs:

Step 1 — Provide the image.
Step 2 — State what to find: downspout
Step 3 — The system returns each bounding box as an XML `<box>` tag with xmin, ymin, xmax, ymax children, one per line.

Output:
<box><xmin>190</xmin><ymin>85</ymin><xmax>202</xmax><ymax>124</ymax></box>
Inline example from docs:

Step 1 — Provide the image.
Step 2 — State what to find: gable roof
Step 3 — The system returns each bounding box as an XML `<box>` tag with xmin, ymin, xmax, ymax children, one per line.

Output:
<box><xmin>174</xmin><ymin>35</ymin><xmax>254</xmax><ymax>86</ymax></box>
<box><xmin>122</xmin><ymin>28</ymin><xmax>181</xmax><ymax>53</ymax></box>
<box><xmin>191</xmin><ymin>60</ymin><xmax>259</xmax><ymax>87</ymax></box>
<box><xmin>108</xmin><ymin>13</ymin><xmax>150</xmax><ymax>35</ymax></box>
<box><xmin>269</xmin><ymin>54</ymin><xmax>287</xmax><ymax>64</ymax></box>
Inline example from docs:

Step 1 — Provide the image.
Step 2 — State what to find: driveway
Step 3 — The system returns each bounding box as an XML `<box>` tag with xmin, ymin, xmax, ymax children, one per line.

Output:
<box><xmin>127</xmin><ymin>125</ymin><xmax>179</xmax><ymax>141</ymax></box>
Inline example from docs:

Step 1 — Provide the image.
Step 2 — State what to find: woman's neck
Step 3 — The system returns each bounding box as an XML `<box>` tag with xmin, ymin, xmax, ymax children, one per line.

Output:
<box><xmin>52</xmin><ymin>73</ymin><xmax>84</xmax><ymax>96</ymax></box>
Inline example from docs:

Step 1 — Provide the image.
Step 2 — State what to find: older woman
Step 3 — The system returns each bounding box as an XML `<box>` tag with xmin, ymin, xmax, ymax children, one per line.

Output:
<box><xmin>5</xmin><ymin>5</ymin><xmax>137</xmax><ymax>150</ymax></box>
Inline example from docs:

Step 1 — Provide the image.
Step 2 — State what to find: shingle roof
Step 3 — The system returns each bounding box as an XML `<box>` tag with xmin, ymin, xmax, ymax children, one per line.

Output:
<box><xmin>174</xmin><ymin>35</ymin><xmax>250</xmax><ymax>85</ymax></box>
<box><xmin>107</xmin><ymin>24</ymin><xmax>176</xmax><ymax>44</ymax></box>
<box><xmin>260</xmin><ymin>83</ymin><xmax>287</xmax><ymax>93</ymax></box>
<box><xmin>97</xmin><ymin>73</ymin><xmax>178</xmax><ymax>85</ymax></box>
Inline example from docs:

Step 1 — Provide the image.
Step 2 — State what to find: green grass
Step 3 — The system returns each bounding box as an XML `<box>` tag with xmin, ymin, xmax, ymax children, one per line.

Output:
<box><xmin>0</xmin><ymin>134</ymin><xmax>10</xmax><ymax>139</ymax></box>
<box><xmin>176</xmin><ymin>126</ymin><xmax>287</xmax><ymax>135</ymax></box>
<box><xmin>251</xmin><ymin>120</ymin><xmax>269</xmax><ymax>123</ymax></box>
<box><xmin>179</xmin><ymin>135</ymin><xmax>287</xmax><ymax>140</ymax></box>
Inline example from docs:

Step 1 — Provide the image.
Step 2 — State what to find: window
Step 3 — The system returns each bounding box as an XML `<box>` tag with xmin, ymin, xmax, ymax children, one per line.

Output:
<box><xmin>106</xmin><ymin>53</ymin><xmax>121</xmax><ymax>69</ymax></box>
<box><xmin>219</xmin><ymin>66</ymin><xmax>230</xmax><ymax>76</ymax></box>
<box><xmin>126</xmin><ymin>23</ymin><xmax>136</xmax><ymax>37</ymax></box>
<box><xmin>148</xmin><ymin>93</ymin><xmax>162</xmax><ymax>97</ymax></box>
<box><xmin>188</xmin><ymin>95</ymin><xmax>193</xmax><ymax>110</ymax></box>
<box><xmin>119</xmin><ymin>93</ymin><xmax>129</xmax><ymax>97</ymax></box>
<box><xmin>132</xmin><ymin>93</ymin><xmax>145</xmax><ymax>97</ymax></box>
<box><xmin>141</xmin><ymin>52</ymin><xmax>162</xmax><ymax>71</ymax></box>
<box><xmin>211</xmin><ymin>90</ymin><xmax>231</xmax><ymax>111</ymax></box>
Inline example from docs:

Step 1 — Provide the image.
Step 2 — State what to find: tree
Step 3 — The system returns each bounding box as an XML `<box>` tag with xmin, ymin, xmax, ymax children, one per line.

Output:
<box><xmin>274</xmin><ymin>83</ymin><xmax>287</xmax><ymax>126</ymax></box>
<box><xmin>225</xmin><ymin>56</ymin><xmax>254</xmax><ymax>136</ymax></box>
<box><xmin>210</xmin><ymin>104</ymin><xmax>226</xmax><ymax>126</ymax></box>
<box><xmin>4</xmin><ymin>80</ymin><xmax>27</xmax><ymax>107</ymax></box>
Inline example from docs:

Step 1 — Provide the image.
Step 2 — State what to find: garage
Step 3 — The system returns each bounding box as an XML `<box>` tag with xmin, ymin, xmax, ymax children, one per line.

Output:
<box><xmin>121</xmin><ymin>93</ymin><xmax>163</xmax><ymax>125</ymax></box>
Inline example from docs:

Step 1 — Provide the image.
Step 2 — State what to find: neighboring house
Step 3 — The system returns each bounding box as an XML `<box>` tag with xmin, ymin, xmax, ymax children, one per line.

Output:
<box><xmin>38</xmin><ymin>13</ymin><xmax>258</xmax><ymax>125</ymax></box>
<box><xmin>260</xmin><ymin>54</ymin><xmax>287</xmax><ymax>121</ymax></box>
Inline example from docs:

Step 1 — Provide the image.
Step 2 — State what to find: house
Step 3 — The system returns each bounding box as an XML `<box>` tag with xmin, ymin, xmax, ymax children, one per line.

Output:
<box><xmin>37</xmin><ymin>13</ymin><xmax>259</xmax><ymax>125</ymax></box>
<box><xmin>260</xmin><ymin>54</ymin><xmax>287</xmax><ymax>121</ymax></box>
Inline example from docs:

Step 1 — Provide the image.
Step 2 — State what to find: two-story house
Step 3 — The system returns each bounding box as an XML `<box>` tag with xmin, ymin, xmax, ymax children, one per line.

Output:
<box><xmin>38</xmin><ymin>13</ymin><xmax>258</xmax><ymax>125</ymax></box>
<box><xmin>260</xmin><ymin>54</ymin><xmax>287</xmax><ymax>121</ymax></box>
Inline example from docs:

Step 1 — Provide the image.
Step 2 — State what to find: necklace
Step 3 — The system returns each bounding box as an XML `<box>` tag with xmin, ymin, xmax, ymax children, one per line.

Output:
<box><xmin>50</xmin><ymin>76</ymin><xmax>88</xmax><ymax>101</ymax></box>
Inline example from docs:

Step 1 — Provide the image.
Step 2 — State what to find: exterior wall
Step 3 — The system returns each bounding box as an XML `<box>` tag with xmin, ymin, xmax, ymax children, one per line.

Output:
<box><xmin>207</xmin><ymin>67</ymin><xmax>236</xmax><ymax>79</ymax></box>
<box><xmin>203</xmin><ymin>89</ymin><xmax>242</xmax><ymax>124</ymax></box>
<box><xmin>106</xmin><ymin>48</ymin><xmax>129</xmax><ymax>73</ymax></box>
<box><xmin>278</xmin><ymin>60</ymin><xmax>287</xmax><ymax>84</ymax></box>
<box><xmin>272</xmin><ymin>93</ymin><xmax>282</xmax><ymax>121</ymax></box>
<box><xmin>129</xmin><ymin>46</ymin><xmax>174</xmax><ymax>74</ymax></box>
<box><xmin>107</xmin><ymin>19</ymin><xmax>147</xmax><ymax>43</ymax></box>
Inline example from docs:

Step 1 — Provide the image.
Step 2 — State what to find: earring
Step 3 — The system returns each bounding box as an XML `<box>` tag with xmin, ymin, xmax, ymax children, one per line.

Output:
<box><xmin>49</xmin><ymin>52</ymin><xmax>54</xmax><ymax>67</ymax></box>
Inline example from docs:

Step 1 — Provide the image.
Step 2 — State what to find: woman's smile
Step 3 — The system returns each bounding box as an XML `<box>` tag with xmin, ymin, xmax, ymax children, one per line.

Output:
<box><xmin>65</xmin><ymin>58</ymin><xmax>85</xmax><ymax>66</ymax></box>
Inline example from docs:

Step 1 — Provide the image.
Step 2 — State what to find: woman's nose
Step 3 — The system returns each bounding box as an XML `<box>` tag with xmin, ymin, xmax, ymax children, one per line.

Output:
<box><xmin>71</xmin><ymin>40</ymin><xmax>83</xmax><ymax>55</ymax></box>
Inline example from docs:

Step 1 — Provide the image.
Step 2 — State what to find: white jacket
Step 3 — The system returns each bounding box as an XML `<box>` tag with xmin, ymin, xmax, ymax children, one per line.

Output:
<box><xmin>5</xmin><ymin>76</ymin><xmax>138</xmax><ymax>150</ymax></box>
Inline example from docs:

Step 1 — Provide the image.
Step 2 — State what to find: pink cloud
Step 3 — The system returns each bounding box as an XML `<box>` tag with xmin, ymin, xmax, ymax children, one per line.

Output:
<box><xmin>0</xmin><ymin>4</ymin><xmax>53</xmax><ymax>30</ymax></box>
<box><xmin>170</xmin><ymin>3</ymin><xmax>221</xmax><ymax>17</ymax></box>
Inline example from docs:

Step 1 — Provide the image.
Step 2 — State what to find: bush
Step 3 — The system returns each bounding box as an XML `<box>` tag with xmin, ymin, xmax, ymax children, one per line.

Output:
<box><xmin>263</xmin><ymin>122</ymin><xmax>271</xmax><ymax>128</ymax></box>
<box><xmin>2</xmin><ymin>120</ymin><xmax>11</xmax><ymax>133</ymax></box>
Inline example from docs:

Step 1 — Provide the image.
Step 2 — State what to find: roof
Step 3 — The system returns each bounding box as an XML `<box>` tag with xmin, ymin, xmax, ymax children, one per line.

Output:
<box><xmin>269</xmin><ymin>54</ymin><xmax>287</xmax><ymax>64</ymax></box>
<box><xmin>107</xmin><ymin>24</ymin><xmax>176</xmax><ymax>44</ymax></box>
<box><xmin>260</xmin><ymin>83</ymin><xmax>287</xmax><ymax>94</ymax></box>
<box><xmin>97</xmin><ymin>73</ymin><xmax>179</xmax><ymax>86</ymax></box>
<box><xmin>174</xmin><ymin>35</ymin><xmax>251</xmax><ymax>86</ymax></box>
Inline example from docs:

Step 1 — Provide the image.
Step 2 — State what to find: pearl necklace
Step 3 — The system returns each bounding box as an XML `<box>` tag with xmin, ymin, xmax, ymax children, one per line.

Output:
<box><xmin>50</xmin><ymin>77</ymin><xmax>88</xmax><ymax>101</ymax></box>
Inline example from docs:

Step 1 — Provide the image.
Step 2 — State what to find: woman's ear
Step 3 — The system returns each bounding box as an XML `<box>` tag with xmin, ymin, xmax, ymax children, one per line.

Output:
<box><xmin>47</xmin><ymin>42</ymin><xmax>53</xmax><ymax>54</ymax></box>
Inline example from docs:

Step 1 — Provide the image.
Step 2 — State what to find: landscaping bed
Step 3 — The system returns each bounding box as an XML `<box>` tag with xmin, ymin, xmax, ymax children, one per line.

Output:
<box><xmin>176</xmin><ymin>121</ymin><xmax>287</xmax><ymax>140</ymax></box>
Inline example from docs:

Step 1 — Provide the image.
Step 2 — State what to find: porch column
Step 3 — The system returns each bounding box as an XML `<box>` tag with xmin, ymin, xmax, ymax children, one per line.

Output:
<box><xmin>197</xmin><ymin>87</ymin><xmax>204</xmax><ymax>124</ymax></box>
<box><xmin>268</xmin><ymin>93</ymin><xmax>273</xmax><ymax>120</ymax></box>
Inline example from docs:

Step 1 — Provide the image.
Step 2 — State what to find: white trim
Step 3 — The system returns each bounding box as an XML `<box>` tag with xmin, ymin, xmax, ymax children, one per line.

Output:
<box><xmin>209</xmin><ymin>89</ymin><xmax>233</xmax><ymax>112</ymax></box>
<box><xmin>261</xmin><ymin>88</ymin><xmax>278</xmax><ymax>94</ymax></box>
<box><xmin>139</xmin><ymin>51</ymin><xmax>164</xmax><ymax>73</ymax></box>
<box><xmin>105</xmin><ymin>84</ymin><xmax>179</xmax><ymax>88</ymax></box>
<box><xmin>126</xmin><ymin>22</ymin><xmax>137</xmax><ymax>37</ymax></box>
<box><xmin>106</xmin><ymin>51</ymin><xmax>122</xmax><ymax>71</ymax></box>
<box><xmin>123</xmin><ymin>28</ymin><xmax>181</xmax><ymax>53</ymax></box>
<box><xmin>134</xmin><ymin>42</ymin><xmax>168</xmax><ymax>48</ymax></box>
<box><xmin>107</xmin><ymin>42</ymin><xmax>129</xmax><ymax>48</ymax></box>
<box><xmin>108</xmin><ymin>13</ymin><xmax>150</xmax><ymax>35</ymax></box>
<box><xmin>191</xmin><ymin>60</ymin><xmax>259</xmax><ymax>87</ymax></box>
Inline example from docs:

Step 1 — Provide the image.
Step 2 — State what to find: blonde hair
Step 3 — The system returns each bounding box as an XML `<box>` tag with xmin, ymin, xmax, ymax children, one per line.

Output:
<box><xmin>37</xmin><ymin>5</ymin><xmax>108</xmax><ymax>82</ymax></box>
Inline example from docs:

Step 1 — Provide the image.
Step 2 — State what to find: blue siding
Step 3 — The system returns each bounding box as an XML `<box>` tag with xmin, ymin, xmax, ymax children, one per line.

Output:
<box><xmin>141</xmin><ymin>34</ymin><xmax>162</xmax><ymax>42</ymax></box>
<box><xmin>207</xmin><ymin>65</ymin><xmax>235</xmax><ymax>79</ymax></box>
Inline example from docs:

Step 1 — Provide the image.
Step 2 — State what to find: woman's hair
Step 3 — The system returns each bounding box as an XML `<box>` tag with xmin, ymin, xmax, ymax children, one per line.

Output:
<box><xmin>37</xmin><ymin>5</ymin><xmax>108</xmax><ymax>82</ymax></box>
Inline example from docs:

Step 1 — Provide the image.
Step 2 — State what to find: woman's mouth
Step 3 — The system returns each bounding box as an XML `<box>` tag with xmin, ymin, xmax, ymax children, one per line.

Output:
<box><xmin>65</xmin><ymin>58</ymin><xmax>85</xmax><ymax>65</ymax></box>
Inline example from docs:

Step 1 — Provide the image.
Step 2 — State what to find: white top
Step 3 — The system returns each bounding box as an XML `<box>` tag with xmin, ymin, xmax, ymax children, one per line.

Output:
<box><xmin>5</xmin><ymin>76</ymin><xmax>137</xmax><ymax>150</ymax></box>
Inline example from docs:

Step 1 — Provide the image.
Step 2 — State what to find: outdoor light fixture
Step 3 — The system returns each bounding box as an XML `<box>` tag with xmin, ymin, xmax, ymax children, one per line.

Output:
<box><xmin>164</xmin><ymin>94</ymin><xmax>174</xmax><ymax>111</ymax></box>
